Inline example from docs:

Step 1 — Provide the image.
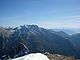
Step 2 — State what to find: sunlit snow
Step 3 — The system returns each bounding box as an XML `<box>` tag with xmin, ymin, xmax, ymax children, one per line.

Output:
<box><xmin>24</xmin><ymin>25</ymin><xmax>28</xmax><ymax>28</ymax></box>
<box><xmin>18</xmin><ymin>27</ymin><xmax>21</xmax><ymax>29</ymax></box>
<box><xmin>12</xmin><ymin>53</ymin><xmax>50</xmax><ymax>60</ymax></box>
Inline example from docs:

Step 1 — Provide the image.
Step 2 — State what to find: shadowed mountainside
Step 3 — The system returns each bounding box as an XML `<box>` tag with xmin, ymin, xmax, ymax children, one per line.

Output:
<box><xmin>0</xmin><ymin>25</ymin><xmax>80</xmax><ymax>59</ymax></box>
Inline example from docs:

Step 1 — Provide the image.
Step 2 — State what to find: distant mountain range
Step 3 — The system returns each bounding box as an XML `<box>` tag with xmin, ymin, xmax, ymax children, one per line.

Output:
<box><xmin>53</xmin><ymin>28</ymin><xmax>80</xmax><ymax>35</ymax></box>
<box><xmin>0</xmin><ymin>25</ymin><xmax>80</xmax><ymax>59</ymax></box>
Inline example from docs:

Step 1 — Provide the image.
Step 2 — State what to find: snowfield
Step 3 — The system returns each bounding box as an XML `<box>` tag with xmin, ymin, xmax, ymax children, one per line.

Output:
<box><xmin>12</xmin><ymin>53</ymin><xmax>50</xmax><ymax>60</ymax></box>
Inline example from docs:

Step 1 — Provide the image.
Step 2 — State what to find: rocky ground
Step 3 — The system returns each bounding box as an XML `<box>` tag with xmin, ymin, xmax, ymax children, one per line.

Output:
<box><xmin>4</xmin><ymin>53</ymin><xmax>80</xmax><ymax>60</ymax></box>
<box><xmin>46</xmin><ymin>54</ymin><xmax>76</xmax><ymax>60</ymax></box>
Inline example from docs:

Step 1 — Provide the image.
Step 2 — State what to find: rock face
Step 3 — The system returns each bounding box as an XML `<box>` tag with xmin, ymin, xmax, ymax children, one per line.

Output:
<box><xmin>12</xmin><ymin>53</ymin><xmax>50</xmax><ymax>60</ymax></box>
<box><xmin>0</xmin><ymin>25</ymin><xmax>80</xmax><ymax>59</ymax></box>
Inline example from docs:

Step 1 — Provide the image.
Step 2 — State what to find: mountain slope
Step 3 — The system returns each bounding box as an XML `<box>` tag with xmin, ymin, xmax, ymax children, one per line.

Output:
<box><xmin>69</xmin><ymin>33</ymin><xmax>80</xmax><ymax>53</ymax></box>
<box><xmin>70</xmin><ymin>33</ymin><xmax>80</xmax><ymax>47</ymax></box>
<box><xmin>49</xmin><ymin>30</ymin><xmax>70</xmax><ymax>39</ymax></box>
<box><xmin>0</xmin><ymin>25</ymin><xmax>80</xmax><ymax>59</ymax></box>
<box><xmin>0</xmin><ymin>27</ymin><xmax>11</xmax><ymax>59</ymax></box>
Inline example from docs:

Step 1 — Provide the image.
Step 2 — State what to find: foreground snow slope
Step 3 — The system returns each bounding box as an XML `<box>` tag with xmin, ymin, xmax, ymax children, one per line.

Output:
<box><xmin>12</xmin><ymin>53</ymin><xmax>50</xmax><ymax>60</ymax></box>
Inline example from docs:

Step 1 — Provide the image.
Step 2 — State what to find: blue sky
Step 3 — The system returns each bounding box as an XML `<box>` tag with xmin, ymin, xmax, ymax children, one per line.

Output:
<box><xmin>0</xmin><ymin>0</ymin><xmax>80</xmax><ymax>28</ymax></box>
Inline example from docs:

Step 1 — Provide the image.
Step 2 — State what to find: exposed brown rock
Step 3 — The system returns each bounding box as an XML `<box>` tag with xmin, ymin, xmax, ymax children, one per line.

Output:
<box><xmin>46</xmin><ymin>54</ymin><xmax>76</xmax><ymax>60</ymax></box>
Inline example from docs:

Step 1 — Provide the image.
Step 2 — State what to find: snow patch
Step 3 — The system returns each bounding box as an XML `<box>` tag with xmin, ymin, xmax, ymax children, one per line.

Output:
<box><xmin>18</xmin><ymin>27</ymin><xmax>21</xmax><ymax>29</ymax></box>
<box><xmin>24</xmin><ymin>25</ymin><xmax>28</xmax><ymax>28</ymax></box>
<box><xmin>12</xmin><ymin>53</ymin><xmax>50</xmax><ymax>60</ymax></box>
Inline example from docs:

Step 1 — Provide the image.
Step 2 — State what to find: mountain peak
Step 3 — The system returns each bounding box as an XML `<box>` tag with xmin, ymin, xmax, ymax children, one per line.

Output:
<box><xmin>18</xmin><ymin>25</ymin><xmax>38</xmax><ymax>29</ymax></box>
